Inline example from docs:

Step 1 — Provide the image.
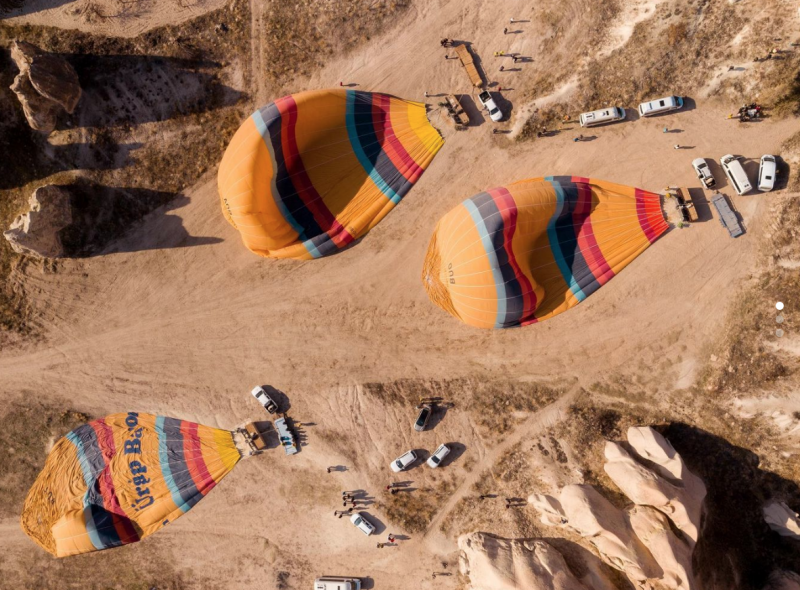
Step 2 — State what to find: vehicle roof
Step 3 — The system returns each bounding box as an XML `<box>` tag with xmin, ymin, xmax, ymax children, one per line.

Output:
<box><xmin>692</xmin><ymin>158</ymin><xmax>707</xmax><ymax>166</ymax></box>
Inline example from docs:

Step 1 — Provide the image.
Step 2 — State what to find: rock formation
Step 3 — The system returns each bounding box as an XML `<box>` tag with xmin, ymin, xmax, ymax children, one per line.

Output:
<box><xmin>530</xmin><ymin>427</ymin><xmax>706</xmax><ymax>590</ymax></box>
<box><xmin>764</xmin><ymin>500</ymin><xmax>800</xmax><ymax>541</ymax></box>
<box><xmin>10</xmin><ymin>40</ymin><xmax>81</xmax><ymax>134</ymax></box>
<box><xmin>604</xmin><ymin>426</ymin><xmax>706</xmax><ymax>545</ymax></box>
<box><xmin>4</xmin><ymin>185</ymin><xmax>73</xmax><ymax>258</ymax></box>
<box><xmin>458</xmin><ymin>532</ymin><xmax>589</xmax><ymax>590</ymax></box>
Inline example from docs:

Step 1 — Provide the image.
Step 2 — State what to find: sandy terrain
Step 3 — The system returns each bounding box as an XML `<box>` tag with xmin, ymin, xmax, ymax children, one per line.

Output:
<box><xmin>2</xmin><ymin>0</ymin><xmax>800</xmax><ymax>588</ymax></box>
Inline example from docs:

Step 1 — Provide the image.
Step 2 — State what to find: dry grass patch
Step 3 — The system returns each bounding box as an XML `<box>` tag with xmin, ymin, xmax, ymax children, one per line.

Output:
<box><xmin>262</xmin><ymin>0</ymin><xmax>411</xmax><ymax>90</ymax></box>
<box><xmin>378</xmin><ymin>473</ymin><xmax>458</xmax><ymax>533</ymax></box>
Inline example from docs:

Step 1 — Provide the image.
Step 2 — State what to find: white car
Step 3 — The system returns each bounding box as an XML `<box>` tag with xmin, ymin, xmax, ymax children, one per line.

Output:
<box><xmin>350</xmin><ymin>512</ymin><xmax>375</xmax><ymax>536</ymax></box>
<box><xmin>691</xmin><ymin>158</ymin><xmax>716</xmax><ymax>188</ymax></box>
<box><xmin>250</xmin><ymin>386</ymin><xmax>278</xmax><ymax>414</ymax></box>
<box><xmin>390</xmin><ymin>450</ymin><xmax>418</xmax><ymax>472</ymax></box>
<box><xmin>478</xmin><ymin>90</ymin><xmax>503</xmax><ymax>122</ymax></box>
<box><xmin>426</xmin><ymin>444</ymin><xmax>451</xmax><ymax>468</ymax></box>
<box><xmin>758</xmin><ymin>155</ymin><xmax>776</xmax><ymax>192</ymax></box>
<box><xmin>314</xmin><ymin>577</ymin><xmax>361</xmax><ymax>590</ymax></box>
<box><xmin>637</xmin><ymin>95</ymin><xmax>683</xmax><ymax>117</ymax></box>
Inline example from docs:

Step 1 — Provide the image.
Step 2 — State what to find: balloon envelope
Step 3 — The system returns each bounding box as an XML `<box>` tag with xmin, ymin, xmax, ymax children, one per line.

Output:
<box><xmin>21</xmin><ymin>413</ymin><xmax>241</xmax><ymax>557</ymax></box>
<box><xmin>423</xmin><ymin>176</ymin><xmax>669</xmax><ymax>328</ymax></box>
<box><xmin>218</xmin><ymin>89</ymin><xmax>444</xmax><ymax>259</ymax></box>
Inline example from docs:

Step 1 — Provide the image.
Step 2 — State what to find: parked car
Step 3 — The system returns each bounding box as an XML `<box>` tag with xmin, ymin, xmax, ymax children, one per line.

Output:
<box><xmin>350</xmin><ymin>512</ymin><xmax>375</xmax><ymax>536</ymax></box>
<box><xmin>691</xmin><ymin>158</ymin><xmax>716</xmax><ymax>188</ymax></box>
<box><xmin>427</xmin><ymin>444</ymin><xmax>451</xmax><ymax>468</ymax></box>
<box><xmin>711</xmin><ymin>192</ymin><xmax>744</xmax><ymax>238</ymax></box>
<box><xmin>637</xmin><ymin>95</ymin><xmax>683</xmax><ymax>117</ymax></box>
<box><xmin>478</xmin><ymin>90</ymin><xmax>503</xmax><ymax>122</ymax></box>
<box><xmin>719</xmin><ymin>154</ymin><xmax>752</xmax><ymax>195</ymax></box>
<box><xmin>314</xmin><ymin>577</ymin><xmax>361</xmax><ymax>590</ymax></box>
<box><xmin>579</xmin><ymin>107</ymin><xmax>625</xmax><ymax>127</ymax></box>
<box><xmin>758</xmin><ymin>155</ymin><xmax>776</xmax><ymax>192</ymax></box>
<box><xmin>250</xmin><ymin>386</ymin><xmax>278</xmax><ymax>414</ymax></box>
<box><xmin>414</xmin><ymin>404</ymin><xmax>432</xmax><ymax>431</ymax></box>
<box><xmin>390</xmin><ymin>450</ymin><xmax>418</xmax><ymax>472</ymax></box>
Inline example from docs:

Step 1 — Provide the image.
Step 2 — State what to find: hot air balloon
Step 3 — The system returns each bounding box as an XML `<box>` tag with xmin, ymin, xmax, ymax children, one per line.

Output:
<box><xmin>218</xmin><ymin>89</ymin><xmax>444</xmax><ymax>260</ymax></box>
<box><xmin>422</xmin><ymin>176</ymin><xmax>669</xmax><ymax>329</ymax></box>
<box><xmin>21</xmin><ymin>412</ymin><xmax>241</xmax><ymax>557</ymax></box>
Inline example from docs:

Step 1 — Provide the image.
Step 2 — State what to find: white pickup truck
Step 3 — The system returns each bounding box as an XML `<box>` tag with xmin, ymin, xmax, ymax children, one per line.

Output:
<box><xmin>314</xmin><ymin>577</ymin><xmax>361</xmax><ymax>590</ymax></box>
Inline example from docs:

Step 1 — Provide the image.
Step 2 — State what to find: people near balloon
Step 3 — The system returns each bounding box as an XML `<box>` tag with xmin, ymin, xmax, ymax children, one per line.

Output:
<box><xmin>422</xmin><ymin>176</ymin><xmax>669</xmax><ymax>329</ymax></box>
<box><xmin>217</xmin><ymin>89</ymin><xmax>444</xmax><ymax>260</ymax></box>
<box><xmin>21</xmin><ymin>412</ymin><xmax>241</xmax><ymax>557</ymax></box>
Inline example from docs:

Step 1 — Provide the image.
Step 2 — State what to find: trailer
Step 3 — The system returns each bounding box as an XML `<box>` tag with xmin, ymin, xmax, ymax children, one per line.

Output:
<box><xmin>444</xmin><ymin>94</ymin><xmax>468</xmax><ymax>128</ymax></box>
<box><xmin>711</xmin><ymin>192</ymin><xmax>744</xmax><ymax>237</ymax></box>
<box><xmin>275</xmin><ymin>417</ymin><xmax>299</xmax><ymax>455</ymax></box>
<box><xmin>666</xmin><ymin>187</ymin><xmax>698</xmax><ymax>223</ymax></box>
<box><xmin>454</xmin><ymin>43</ymin><xmax>483</xmax><ymax>88</ymax></box>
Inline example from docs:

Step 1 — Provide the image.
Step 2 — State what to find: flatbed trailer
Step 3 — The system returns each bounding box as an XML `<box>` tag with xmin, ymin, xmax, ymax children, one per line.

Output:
<box><xmin>454</xmin><ymin>43</ymin><xmax>483</xmax><ymax>88</ymax></box>
<box><xmin>445</xmin><ymin>94</ymin><xmax>468</xmax><ymax>127</ymax></box>
<box><xmin>711</xmin><ymin>192</ymin><xmax>744</xmax><ymax>237</ymax></box>
<box><xmin>275</xmin><ymin>417</ymin><xmax>299</xmax><ymax>455</ymax></box>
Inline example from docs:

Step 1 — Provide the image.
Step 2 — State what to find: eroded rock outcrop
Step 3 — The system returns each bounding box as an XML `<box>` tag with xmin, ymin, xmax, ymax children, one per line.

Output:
<box><xmin>530</xmin><ymin>427</ymin><xmax>706</xmax><ymax>590</ymax></box>
<box><xmin>764</xmin><ymin>500</ymin><xmax>800</xmax><ymax>541</ymax></box>
<box><xmin>4</xmin><ymin>185</ymin><xmax>73</xmax><ymax>258</ymax></box>
<box><xmin>604</xmin><ymin>426</ymin><xmax>706</xmax><ymax>544</ymax></box>
<box><xmin>10</xmin><ymin>40</ymin><xmax>81</xmax><ymax>134</ymax></box>
<box><xmin>458</xmin><ymin>532</ymin><xmax>589</xmax><ymax>590</ymax></box>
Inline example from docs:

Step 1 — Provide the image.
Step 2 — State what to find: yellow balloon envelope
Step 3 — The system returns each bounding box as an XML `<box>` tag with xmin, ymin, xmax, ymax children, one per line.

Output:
<box><xmin>423</xmin><ymin>176</ymin><xmax>669</xmax><ymax>328</ymax></box>
<box><xmin>218</xmin><ymin>89</ymin><xmax>444</xmax><ymax>259</ymax></box>
<box><xmin>21</xmin><ymin>413</ymin><xmax>241</xmax><ymax>557</ymax></box>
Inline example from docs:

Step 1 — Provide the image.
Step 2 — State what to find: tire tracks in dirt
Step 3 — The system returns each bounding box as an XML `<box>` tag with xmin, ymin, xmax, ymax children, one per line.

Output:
<box><xmin>421</xmin><ymin>388</ymin><xmax>579</xmax><ymax>554</ymax></box>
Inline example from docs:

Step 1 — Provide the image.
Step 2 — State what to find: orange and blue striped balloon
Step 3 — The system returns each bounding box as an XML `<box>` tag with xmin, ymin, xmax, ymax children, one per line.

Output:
<box><xmin>21</xmin><ymin>413</ymin><xmax>241</xmax><ymax>557</ymax></box>
<box><xmin>218</xmin><ymin>89</ymin><xmax>444</xmax><ymax>260</ymax></box>
<box><xmin>423</xmin><ymin>176</ymin><xmax>669</xmax><ymax>328</ymax></box>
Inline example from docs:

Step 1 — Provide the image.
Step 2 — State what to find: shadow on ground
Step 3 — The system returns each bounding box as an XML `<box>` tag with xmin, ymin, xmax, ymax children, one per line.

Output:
<box><xmin>56</xmin><ymin>179</ymin><xmax>221</xmax><ymax>256</ymax></box>
<box><xmin>64</xmin><ymin>53</ymin><xmax>245</xmax><ymax>128</ymax></box>
<box><xmin>661</xmin><ymin>422</ymin><xmax>800</xmax><ymax>590</ymax></box>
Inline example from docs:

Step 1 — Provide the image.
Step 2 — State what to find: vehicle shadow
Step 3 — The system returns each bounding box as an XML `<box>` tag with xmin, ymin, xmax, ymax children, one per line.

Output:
<box><xmin>363</xmin><ymin>513</ymin><xmax>387</xmax><ymax>535</ymax></box>
<box><xmin>260</xmin><ymin>385</ymin><xmax>291</xmax><ymax>413</ymax></box>
<box><xmin>491</xmin><ymin>90</ymin><xmax>514</xmax><ymax>122</ymax></box>
<box><xmin>741</xmin><ymin>157</ymin><xmax>761</xmax><ymax>184</ymax></box>
<box><xmin>772</xmin><ymin>156</ymin><xmax>791</xmax><ymax>191</ymax></box>
<box><xmin>426</xmin><ymin>405</ymin><xmax>449</xmax><ymax>430</ymax></box>
<box><xmin>662</xmin><ymin>422</ymin><xmax>800</xmax><ymax>588</ymax></box>
<box><xmin>455</xmin><ymin>93</ymin><xmax>486</xmax><ymax>127</ymax></box>
<box><xmin>62</xmin><ymin>53</ymin><xmax>246</xmax><ymax>129</ymax></box>
<box><xmin>409</xmin><ymin>448</ymin><xmax>430</xmax><ymax>470</ymax></box>
<box><xmin>439</xmin><ymin>442</ymin><xmax>466</xmax><ymax>467</ymax></box>
<box><xmin>251</xmin><ymin>421</ymin><xmax>281</xmax><ymax>450</ymax></box>
<box><xmin>706</xmin><ymin>159</ymin><xmax>728</xmax><ymax>191</ymax></box>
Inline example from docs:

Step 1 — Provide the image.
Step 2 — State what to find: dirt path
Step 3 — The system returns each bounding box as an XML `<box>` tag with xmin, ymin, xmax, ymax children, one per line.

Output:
<box><xmin>422</xmin><ymin>389</ymin><xmax>579</xmax><ymax>553</ymax></box>
<box><xmin>248</xmin><ymin>0</ymin><xmax>266</xmax><ymax>106</ymax></box>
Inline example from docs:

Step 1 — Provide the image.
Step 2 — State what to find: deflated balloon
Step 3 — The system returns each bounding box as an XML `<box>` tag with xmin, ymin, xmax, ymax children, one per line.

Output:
<box><xmin>21</xmin><ymin>412</ymin><xmax>241</xmax><ymax>557</ymax></box>
<box><xmin>218</xmin><ymin>89</ymin><xmax>444</xmax><ymax>259</ymax></box>
<box><xmin>422</xmin><ymin>176</ymin><xmax>668</xmax><ymax>328</ymax></box>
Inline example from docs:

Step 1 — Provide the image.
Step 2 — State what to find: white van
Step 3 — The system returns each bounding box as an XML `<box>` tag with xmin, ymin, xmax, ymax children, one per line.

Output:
<box><xmin>314</xmin><ymin>576</ymin><xmax>361</xmax><ymax>590</ymax></box>
<box><xmin>638</xmin><ymin>95</ymin><xmax>683</xmax><ymax>117</ymax></box>
<box><xmin>579</xmin><ymin>107</ymin><xmax>626</xmax><ymax>127</ymax></box>
<box><xmin>719</xmin><ymin>154</ymin><xmax>753</xmax><ymax>195</ymax></box>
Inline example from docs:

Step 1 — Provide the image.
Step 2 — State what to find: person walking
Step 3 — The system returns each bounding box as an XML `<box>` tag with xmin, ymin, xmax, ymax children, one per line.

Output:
<box><xmin>663</xmin><ymin>127</ymin><xmax>668</xmax><ymax>133</ymax></box>
<box><xmin>503</xmin><ymin>27</ymin><xmax>508</xmax><ymax>35</ymax></box>
<box><xmin>326</xmin><ymin>467</ymin><xmax>331</xmax><ymax>473</ymax></box>
<box><xmin>388</xmin><ymin>534</ymin><xmax>396</xmax><ymax>543</ymax></box>
<box><xmin>500</xmin><ymin>65</ymin><xmax>505</xmax><ymax>72</ymax></box>
<box><xmin>674</xmin><ymin>144</ymin><xmax>681</xmax><ymax>149</ymax></box>
<box><xmin>377</xmin><ymin>543</ymin><xmax>384</xmax><ymax>549</ymax></box>
<box><xmin>390</xmin><ymin>488</ymin><xmax>398</xmax><ymax>495</ymax></box>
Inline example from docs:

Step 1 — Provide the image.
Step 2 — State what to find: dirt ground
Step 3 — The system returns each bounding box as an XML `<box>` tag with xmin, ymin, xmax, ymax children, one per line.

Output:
<box><xmin>2</xmin><ymin>0</ymin><xmax>800</xmax><ymax>589</ymax></box>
